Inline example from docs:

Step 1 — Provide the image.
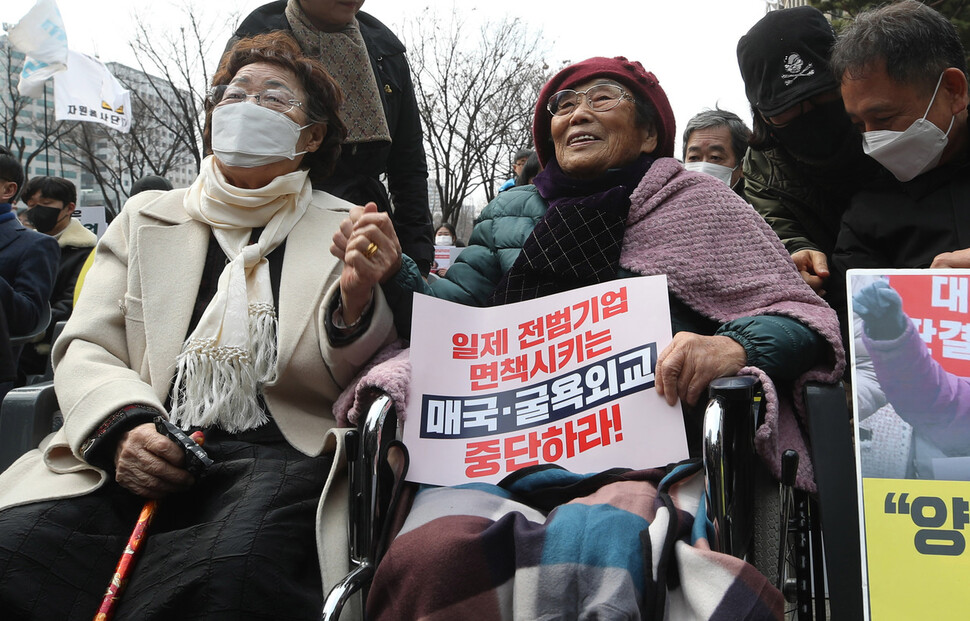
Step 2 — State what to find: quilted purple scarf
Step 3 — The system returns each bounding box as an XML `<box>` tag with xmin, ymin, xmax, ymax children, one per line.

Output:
<box><xmin>488</xmin><ymin>155</ymin><xmax>653</xmax><ymax>305</ymax></box>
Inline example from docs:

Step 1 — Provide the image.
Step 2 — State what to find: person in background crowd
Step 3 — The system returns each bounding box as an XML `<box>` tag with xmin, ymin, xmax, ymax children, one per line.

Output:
<box><xmin>434</xmin><ymin>222</ymin><xmax>462</xmax><ymax>247</ymax></box>
<box><xmin>129</xmin><ymin>174</ymin><xmax>173</xmax><ymax>196</ymax></box>
<box><xmin>499</xmin><ymin>147</ymin><xmax>534</xmax><ymax>192</ymax></box>
<box><xmin>0</xmin><ymin>147</ymin><xmax>59</xmax><ymax>375</ymax></box>
<box><xmin>737</xmin><ymin>5</ymin><xmax>886</xmax><ymax>326</ymax></box>
<box><xmin>430</xmin><ymin>221</ymin><xmax>462</xmax><ymax>278</ymax></box>
<box><xmin>230</xmin><ymin>0</ymin><xmax>434</xmax><ymax>275</ymax></box>
<box><xmin>682</xmin><ymin>107</ymin><xmax>750</xmax><ymax>198</ymax></box>
<box><xmin>514</xmin><ymin>150</ymin><xmax>542</xmax><ymax>186</ymax></box>
<box><xmin>17</xmin><ymin>176</ymin><xmax>97</xmax><ymax>381</ymax></box>
<box><xmin>0</xmin><ymin>146</ymin><xmax>54</xmax><ymax>404</ymax></box>
<box><xmin>832</xmin><ymin>0</ymin><xmax>970</xmax><ymax>271</ymax></box>
<box><xmin>0</xmin><ymin>33</ymin><xmax>396</xmax><ymax>619</ymax></box>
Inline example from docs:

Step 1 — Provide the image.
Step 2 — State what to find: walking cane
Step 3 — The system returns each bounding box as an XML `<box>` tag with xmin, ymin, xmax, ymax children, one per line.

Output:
<box><xmin>94</xmin><ymin>421</ymin><xmax>211</xmax><ymax>621</ymax></box>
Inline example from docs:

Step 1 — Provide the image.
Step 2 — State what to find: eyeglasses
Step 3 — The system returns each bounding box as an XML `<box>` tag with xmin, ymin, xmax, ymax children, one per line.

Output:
<box><xmin>546</xmin><ymin>84</ymin><xmax>632</xmax><ymax>117</ymax></box>
<box><xmin>208</xmin><ymin>84</ymin><xmax>306</xmax><ymax>115</ymax></box>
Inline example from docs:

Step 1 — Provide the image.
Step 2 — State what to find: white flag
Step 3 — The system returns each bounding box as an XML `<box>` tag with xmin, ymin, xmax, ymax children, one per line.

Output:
<box><xmin>6</xmin><ymin>0</ymin><xmax>68</xmax><ymax>98</ymax></box>
<box><xmin>54</xmin><ymin>51</ymin><xmax>133</xmax><ymax>133</ymax></box>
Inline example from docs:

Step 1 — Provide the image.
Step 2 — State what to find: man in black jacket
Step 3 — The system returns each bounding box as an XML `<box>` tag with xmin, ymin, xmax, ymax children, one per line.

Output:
<box><xmin>832</xmin><ymin>0</ymin><xmax>970</xmax><ymax>271</ymax></box>
<box><xmin>0</xmin><ymin>150</ymin><xmax>59</xmax><ymax>390</ymax></box>
<box><xmin>230</xmin><ymin>0</ymin><xmax>434</xmax><ymax>274</ymax></box>
<box><xmin>18</xmin><ymin>176</ymin><xmax>96</xmax><ymax>379</ymax></box>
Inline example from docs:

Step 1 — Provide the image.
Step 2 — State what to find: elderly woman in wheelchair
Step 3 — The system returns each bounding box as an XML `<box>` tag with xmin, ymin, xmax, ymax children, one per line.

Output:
<box><xmin>330</xmin><ymin>57</ymin><xmax>845</xmax><ymax>619</ymax></box>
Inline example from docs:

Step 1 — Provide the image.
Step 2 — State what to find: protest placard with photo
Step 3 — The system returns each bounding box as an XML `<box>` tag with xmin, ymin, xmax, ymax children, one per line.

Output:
<box><xmin>432</xmin><ymin>245</ymin><xmax>463</xmax><ymax>271</ymax></box>
<box><xmin>403</xmin><ymin>275</ymin><xmax>688</xmax><ymax>487</ymax></box>
<box><xmin>848</xmin><ymin>269</ymin><xmax>970</xmax><ymax>620</ymax></box>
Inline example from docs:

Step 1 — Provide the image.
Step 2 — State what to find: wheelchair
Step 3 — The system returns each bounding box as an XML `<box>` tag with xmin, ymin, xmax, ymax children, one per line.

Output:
<box><xmin>0</xmin><ymin>376</ymin><xmax>862</xmax><ymax>620</ymax></box>
<box><xmin>319</xmin><ymin>377</ymin><xmax>863</xmax><ymax>621</ymax></box>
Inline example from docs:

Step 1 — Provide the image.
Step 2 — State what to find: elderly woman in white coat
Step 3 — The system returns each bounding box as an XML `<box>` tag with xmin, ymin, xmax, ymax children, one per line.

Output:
<box><xmin>0</xmin><ymin>32</ymin><xmax>397</xmax><ymax>620</ymax></box>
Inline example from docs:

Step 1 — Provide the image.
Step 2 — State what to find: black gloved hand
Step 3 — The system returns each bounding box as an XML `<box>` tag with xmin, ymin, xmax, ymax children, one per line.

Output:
<box><xmin>853</xmin><ymin>281</ymin><xmax>908</xmax><ymax>341</ymax></box>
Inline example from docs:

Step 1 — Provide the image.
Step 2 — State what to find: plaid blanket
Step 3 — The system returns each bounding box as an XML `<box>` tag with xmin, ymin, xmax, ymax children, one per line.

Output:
<box><xmin>366</xmin><ymin>460</ymin><xmax>783</xmax><ymax>620</ymax></box>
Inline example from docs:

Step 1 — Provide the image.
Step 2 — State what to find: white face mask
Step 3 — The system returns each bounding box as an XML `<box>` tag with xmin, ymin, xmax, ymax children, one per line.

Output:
<box><xmin>862</xmin><ymin>72</ymin><xmax>955</xmax><ymax>182</ymax></box>
<box><xmin>212</xmin><ymin>102</ymin><xmax>311</xmax><ymax>168</ymax></box>
<box><xmin>684</xmin><ymin>161</ymin><xmax>738</xmax><ymax>187</ymax></box>
<box><xmin>435</xmin><ymin>235</ymin><xmax>453</xmax><ymax>246</ymax></box>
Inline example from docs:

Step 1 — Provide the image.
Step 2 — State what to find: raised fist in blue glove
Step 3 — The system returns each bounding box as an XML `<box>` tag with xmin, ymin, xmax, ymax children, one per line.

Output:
<box><xmin>853</xmin><ymin>280</ymin><xmax>908</xmax><ymax>340</ymax></box>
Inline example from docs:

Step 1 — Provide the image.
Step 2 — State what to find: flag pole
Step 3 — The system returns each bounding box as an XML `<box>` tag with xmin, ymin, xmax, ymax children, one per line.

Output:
<box><xmin>43</xmin><ymin>84</ymin><xmax>50</xmax><ymax>175</ymax></box>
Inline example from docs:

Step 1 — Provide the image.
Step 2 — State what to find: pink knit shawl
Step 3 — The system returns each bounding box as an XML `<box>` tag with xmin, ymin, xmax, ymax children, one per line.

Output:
<box><xmin>619</xmin><ymin>158</ymin><xmax>845</xmax><ymax>490</ymax></box>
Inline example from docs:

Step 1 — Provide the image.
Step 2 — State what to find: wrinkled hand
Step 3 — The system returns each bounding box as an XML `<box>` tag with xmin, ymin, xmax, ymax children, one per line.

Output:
<box><xmin>330</xmin><ymin>202</ymin><xmax>402</xmax><ymax>323</ymax></box>
<box><xmin>114</xmin><ymin>423</ymin><xmax>194</xmax><ymax>499</ymax></box>
<box><xmin>853</xmin><ymin>281</ymin><xmax>907</xmax><ymax>340</ymax></box>
<box><xmin>655</xmin><ymin>333</ymin><xmax>747</xmax><ymax>406</ymax></box>
<box><xmin>791</xmin><ymin>249</ymin><xmax>829</xmax><ymax>295</ymax></box>
<box><xmin>931</xmin><ymin>248</ymin><xmax>970</xmax><ymax>268</ymax></box>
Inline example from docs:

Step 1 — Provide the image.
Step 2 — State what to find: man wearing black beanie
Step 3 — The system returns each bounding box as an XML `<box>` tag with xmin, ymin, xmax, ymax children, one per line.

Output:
<box><xmin>737</xmin><ymin>5</ymin><xmax>888</xmax><ymax>346</ymax></box>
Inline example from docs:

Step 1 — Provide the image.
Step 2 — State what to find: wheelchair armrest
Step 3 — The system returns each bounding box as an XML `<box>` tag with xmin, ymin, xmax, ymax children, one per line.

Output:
<box><xmin>348</xmin><ymin>388</ymin><xmax>399</xmax><ymax>566</ymax></box>
<box><xmin>323</xmin><ymin>387</ymin><xmax>399</xmax><ymax>621</ymax></box>
<box><xmin>803</xmin><ymin>380</ymin><xmax>864</xmax><ymax>621</ymax></box>
<box><xmin>703</xmin><ymin>375</ymin><xmax>762</xmax><ymax>559</ymax></box>
<box><xmin>0</xmin><ymin>381</ymin><xmax>61</xmax><ymax>472</ymax></box>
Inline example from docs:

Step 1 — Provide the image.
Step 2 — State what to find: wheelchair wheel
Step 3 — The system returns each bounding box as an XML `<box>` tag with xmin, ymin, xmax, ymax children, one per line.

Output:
<box><xmin>751</xmin><ymin>462</ymin><xmax>824</xmax><ymax>620</ymax></box>
<box><xmin>780</xmin><ymin>490</ymin><xmax>815</xmax><ymax>620</ymax></box>
<box><xmin>750</xmin><ymin>460</ymin><xmax>781</xmax><ymax>586</ymax></box>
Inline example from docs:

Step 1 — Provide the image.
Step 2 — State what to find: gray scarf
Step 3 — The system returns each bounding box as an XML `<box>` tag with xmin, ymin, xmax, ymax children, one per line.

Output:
<box><xmin>285</xmin><ymin>0</ymin><xmax>391</xmax><ymax>145</ymax></box>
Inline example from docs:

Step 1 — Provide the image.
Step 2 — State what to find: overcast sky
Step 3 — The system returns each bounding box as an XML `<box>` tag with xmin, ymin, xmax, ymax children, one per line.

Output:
<box><xmin>6</xmin><ymin>0</ymin><xmax>769</xmax><ymax>156</ymax></box>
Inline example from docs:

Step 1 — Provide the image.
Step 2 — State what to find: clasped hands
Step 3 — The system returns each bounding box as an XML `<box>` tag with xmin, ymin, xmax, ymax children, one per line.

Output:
<box><xmin>330</xmin><ymin>202</ymin><xmax>403</xmax><ymax>324</ymax></box>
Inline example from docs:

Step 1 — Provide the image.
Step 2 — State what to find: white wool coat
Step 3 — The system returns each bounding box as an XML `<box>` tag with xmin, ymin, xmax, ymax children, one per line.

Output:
<box><xmin>0</xmin><ymin>187</ymin><xmax>395</xmax><ymax>511</ymax></box>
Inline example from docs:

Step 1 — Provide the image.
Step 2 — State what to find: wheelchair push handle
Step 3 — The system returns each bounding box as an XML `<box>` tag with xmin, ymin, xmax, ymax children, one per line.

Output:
<box><xmin>781</xmin><ymin>449</ymin><xmax>799</xmax><ymax>488</ymax></box>
<box><xmin>708</xmin><ymin>375</ymin><xmax>761</xmax><ymax>399</ymax></box>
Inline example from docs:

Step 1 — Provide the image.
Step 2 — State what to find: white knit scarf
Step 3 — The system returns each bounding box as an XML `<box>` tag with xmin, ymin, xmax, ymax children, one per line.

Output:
<box><xmin>171</xmin><ymin>156</ymin><xmax>312</xmax><ymax>432</ymax></box>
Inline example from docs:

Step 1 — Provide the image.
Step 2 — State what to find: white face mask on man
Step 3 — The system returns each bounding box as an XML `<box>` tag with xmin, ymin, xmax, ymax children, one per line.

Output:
<box><xmin>684</xmin><ymin>161</ymin><xmax>738</xmax><ymax>187</ymax></box>
<box><xmin>212</xmin><ymin>102</ymin><xmax>311</xmax><ymax>168</ymax></box>
<box><xmin>862</xmin><ymin>72</ymin><xmax>955</xmax><ymax>182</ymax></box>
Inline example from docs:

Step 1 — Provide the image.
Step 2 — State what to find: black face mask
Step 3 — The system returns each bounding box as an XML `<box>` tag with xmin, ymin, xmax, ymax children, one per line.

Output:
<box><xmin>26</xmin><ymin>205</ymin><xmax>64</xmax><ymax>234</ymax></box>
<box><xmin>770</xmin><ymin>99</ymin><xmax>854</xmax><ymax>162</ymax></box>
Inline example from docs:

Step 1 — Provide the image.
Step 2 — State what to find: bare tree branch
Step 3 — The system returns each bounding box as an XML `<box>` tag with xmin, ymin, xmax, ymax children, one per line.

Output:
<box><xmin>403</xmin><ymin>7</ymin><xmax>550</xmax><ymax>226</ymax></box>
<box><xmin>125</xmin><ymin>4</ymin><xmax>225</xmax><ymax>174</ymax></box>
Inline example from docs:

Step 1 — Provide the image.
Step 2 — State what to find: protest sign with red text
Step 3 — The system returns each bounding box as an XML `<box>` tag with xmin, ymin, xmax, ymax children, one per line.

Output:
<box><xmin>404</xmin><ymin>276</ymin><xmax>688</xmax><ymax>486</ymax></box>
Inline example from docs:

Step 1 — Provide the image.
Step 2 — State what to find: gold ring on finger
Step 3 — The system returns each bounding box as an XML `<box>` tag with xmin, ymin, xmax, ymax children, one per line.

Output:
<box><xmin>364</xmin><ymin>242</ymin><xmax>379</xmax><ymax>258</ymax></box>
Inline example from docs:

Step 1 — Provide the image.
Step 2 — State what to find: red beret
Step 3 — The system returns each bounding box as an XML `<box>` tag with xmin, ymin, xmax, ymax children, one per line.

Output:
<box><xmin>532</xmin><ymin>56</ymin><xmax>676</xmax><ymax>167</ymax></box>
